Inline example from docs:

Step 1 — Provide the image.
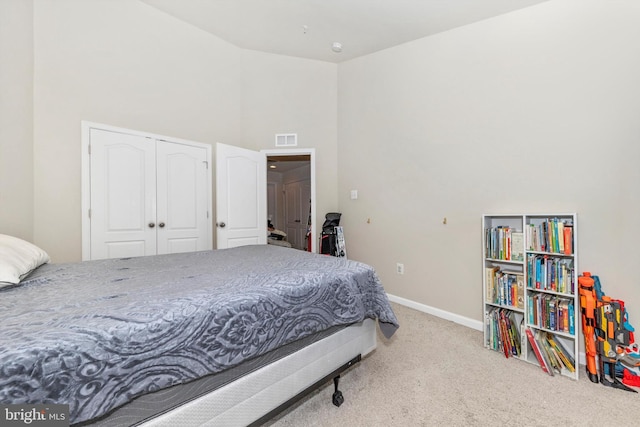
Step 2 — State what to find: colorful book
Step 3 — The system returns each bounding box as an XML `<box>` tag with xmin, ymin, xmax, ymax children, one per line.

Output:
<box><xmin>547</xmin><ymin>335</ymin><xmax>575</xmax><ymax>372</ymax></box>
<box><xmin>515</xmin><ymin>273</ymin><xmax>525</xmax><ymax>309</ymax></box>
<box><xmin>499</xmin><ymin>310</ymin><xmax>511</xmax><ymax>357</ymax></box>
<box><xmin>568</xmin><ymin>301</ymin><xmax>575</xmax><ymax>335</ymax></box>
<box><xmin>508</xmin><ymin>311</ymin><xmax>522</xmax><ymax>356</ymax></box>
<box><xmin>525</xmin><ymin>328</ymin><xmax>552</xmax><ymax>375</ymax></box>
<box><xmin>563</xmin><ymin>225</ymin><xmax>573</xmax><ymax>255</ymax></box>
<box><xmin>535</xmin><ymin>330</ymin><xmax>558</xmax><ymax>375</ymax></box>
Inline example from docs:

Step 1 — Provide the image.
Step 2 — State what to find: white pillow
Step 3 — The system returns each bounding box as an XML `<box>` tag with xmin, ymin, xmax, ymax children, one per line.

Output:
<box><xmin>0</xmin><ymin>234</ymin><xmax>50</xmax><ymax>287</ymax></box>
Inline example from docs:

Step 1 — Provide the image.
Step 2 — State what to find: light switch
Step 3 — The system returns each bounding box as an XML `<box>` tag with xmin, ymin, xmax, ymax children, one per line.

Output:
<box><xmin>350</xmin><ymin>190</ymin><xmax>358</xmax><ymax>200</ymax></box>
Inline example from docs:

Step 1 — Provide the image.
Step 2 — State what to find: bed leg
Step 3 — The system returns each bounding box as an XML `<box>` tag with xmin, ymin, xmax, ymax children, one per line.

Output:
<box><xmin>332</xmin><ymin>375</ymin><xmax>344</xmax><ymax>407</ymax></box>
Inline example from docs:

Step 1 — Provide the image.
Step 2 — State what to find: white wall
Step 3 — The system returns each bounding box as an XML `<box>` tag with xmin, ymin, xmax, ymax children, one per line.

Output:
<box><xmin>337</xmin><ymin>0</ymin><xmax>640</xmax><ymax>325</ymax></box>
<box><xmin>240</xmin><ymin>52</ymin><xmax>337</xmax><ymax>236</ymax></box>
<box><xmin>9</xmin><ymin>0</ymin><xmax>640</xmax><ymax>332</ymax></box>
<box><xmin>0</xmin><ymin>0</ymin><xmax>34</xmax><ymax>240</ymax></box>
<box><xmin>31</xmin><ymin>0</ymin><xmax>337</xmax><ymax>262</ymax></box>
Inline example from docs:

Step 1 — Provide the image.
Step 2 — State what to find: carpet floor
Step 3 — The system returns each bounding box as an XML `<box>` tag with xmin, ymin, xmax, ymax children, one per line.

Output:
<box><xmin>266</xmin><ymin>302</ymin><xmax>640</xmax><ymax>426</ymax></box>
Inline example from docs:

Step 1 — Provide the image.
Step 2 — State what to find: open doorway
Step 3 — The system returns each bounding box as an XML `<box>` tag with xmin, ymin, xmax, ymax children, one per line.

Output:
<box><xmin>262</xmin><ymin>149</ymin><xmax>316</xmax><ymax>253</ymax></box>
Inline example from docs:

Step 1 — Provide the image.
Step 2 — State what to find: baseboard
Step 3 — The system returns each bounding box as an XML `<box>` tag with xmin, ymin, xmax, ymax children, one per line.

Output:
<box><xmin>387</xmin><ymin>293</ymin><xmax>587</xmax><ymax>369</ymax></box>
<box><xmin>387</xmin><ymin>294</ymin><xmax>483</xmax><ymax>331</ymax></box>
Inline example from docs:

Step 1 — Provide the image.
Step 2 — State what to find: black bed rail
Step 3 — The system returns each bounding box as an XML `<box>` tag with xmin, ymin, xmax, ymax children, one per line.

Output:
<box><xmin>248</xmin><ymin>354</ymin><xmax>362</xmax><ymax>426</ymax></box>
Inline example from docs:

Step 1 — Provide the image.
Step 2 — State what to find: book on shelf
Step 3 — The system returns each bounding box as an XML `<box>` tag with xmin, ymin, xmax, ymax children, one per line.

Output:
<box><xmin>527</xmin><ymin>218</ymin><xmax>573</xmax><ymax>255</ymax></box>
<box><xmin>557</xmin><ymin>220</ymin><xmax>564</xmax><ymax>254</ymax></box>
<box><xmin>528</xmin><ymin>294</ymin><xmax>576</xmax><ymax>334</ymax></box>
<box><xmin>508</xmin><ymin>311</ymin><xmax>521</xmax><ymax>357</ymax></box>
<box><xmin>501</xmin><ymin>310</ymin><xmax>518</xmax><ymax>357</ymax></box>
<box><xmin>485</xmin><ymin>226</ymin><xmax>517</xmax><ymax>260</ymax></box>
<box><xmin>496</xmin><ymin>270</ymin><xmax>522</xmax><ymax>309</ymax></box>
<box><xmin>485</xmin><ymin>266</ymin><xmax>499</xmax><ymax>303</ymax></box>
<box><xmin>527</xmin><ymin>254</ymin><xmax>574</xmax><ymax>294</ymax></box>
<box><xmin>515</xmin><ymin>273</ymin><xmax>524</xmax><ymax>309</ymax></box>
<box><xmin>525</xmin><ymin>328</ymin><xmax>553</xmax><ymax>376</ymax></box>
<box><xmin>548</xmin><ymin>297</ymin><xmax>557</xmax><ymax>330</ymax></box>
<box><xmin>542</xmin><ymin>344</ymin><xmax>559</xmax><ymax>372</ymax></box>
<box><xmin>498</xmin><ymin>311</ymin><xmax>511</xmax><ymax>358</ymax></box>
<box><xmin>487</xmin><ymin>308</ymin><xmax>499</xmax><ymax>352</ymax></box>
<box><xmin>486</xmin><ymin>307</ymin><xmax>522</xmax><ymax>358</ymax></box>
<box><xmin>511</xmin><ymin>232</ymin><xmax>524</xmax><ymax>262</ymax></box>
<box><xmin>546</xmin><ymin>334</ymin><xmax>576</xmax><ymax>372</ymax></box>
<box><xmin>538</xmin><ymin>333</ymin><xmax>562</xmax><ymax>374</ymax></box>
<box><xmin>563</xmin><ymin>224</ymin><xmax>573</xmax><ymax>255</ymax></box>
<box><xmin>568</xmin><ymin>302</ymin><xmax>575</xmax><ymax>334</ymax></box>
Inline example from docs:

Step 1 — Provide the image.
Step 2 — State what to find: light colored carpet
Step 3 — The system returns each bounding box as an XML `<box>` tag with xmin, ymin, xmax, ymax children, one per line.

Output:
<box><xmin>265</xmin><ymin>302</ymin><xmax>640</xmax><ymax>426</ymax></box>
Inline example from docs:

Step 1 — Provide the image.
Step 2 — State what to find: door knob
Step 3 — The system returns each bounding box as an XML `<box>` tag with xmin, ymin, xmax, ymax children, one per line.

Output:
<box><xmin>148</xmin><ymin>222</ymin><xmax>155</xmax><ymax>228</ymax></box>
<box><xmin>217</xmin><ymin>222</ymin><xmax>226</xmax><ymax>228</ymax></box>
<box><xmin>159</xmin><ymin>222</ymin><xmax>165</xmax><ymax>228</ymax></box>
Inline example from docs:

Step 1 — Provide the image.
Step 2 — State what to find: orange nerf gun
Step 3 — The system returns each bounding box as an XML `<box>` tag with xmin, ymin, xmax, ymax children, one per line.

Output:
<box><xmin>579</xmin><ymin>272</ymin><xmax>638</xmax><ymax>392</ymax></box>
<box><xmin>578</xmin><ymin>272</ymin><xmax>599</xmax><ymax>384</ymax></box>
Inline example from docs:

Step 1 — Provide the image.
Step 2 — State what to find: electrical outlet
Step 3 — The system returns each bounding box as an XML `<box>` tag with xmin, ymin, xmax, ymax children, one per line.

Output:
<box><xmin>396</xmin><ymin>263</ymin><xmax>404</xmax><ymax>275</ymax></box>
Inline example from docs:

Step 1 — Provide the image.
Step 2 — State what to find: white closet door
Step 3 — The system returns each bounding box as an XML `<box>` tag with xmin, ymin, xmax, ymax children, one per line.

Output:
<box><xmin>156</xmin><ymin>141</ymin><xmax>210</xmax><ymax>254</ymax></box>
<box><xmin>215</xmin><ymin>142</ymin><xmax>267</xmax><ymax>249</ymax></box>
<box><xmin>90</xmin><ymin>129</ymin><xmax>156</xmax><ymax>259</ymax></box>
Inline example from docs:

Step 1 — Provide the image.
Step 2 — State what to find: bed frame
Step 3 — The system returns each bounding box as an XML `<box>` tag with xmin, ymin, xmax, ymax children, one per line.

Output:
<box><xmin>139</xmin><ymin>318</ymin><xmax>376</xmax><ymax>426</ymax></box>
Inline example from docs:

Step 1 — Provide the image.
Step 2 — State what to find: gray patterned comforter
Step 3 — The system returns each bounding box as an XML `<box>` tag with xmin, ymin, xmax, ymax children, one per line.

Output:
<box><xmin>0</xmin><ymin>245</ymin><xmax>398</xmax><ymax>424</ymax></box>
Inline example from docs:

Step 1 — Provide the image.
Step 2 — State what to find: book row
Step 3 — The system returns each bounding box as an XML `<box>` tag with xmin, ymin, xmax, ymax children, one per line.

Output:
<box><xmin>526</xmin><ymin>218</ymin><xmax>573</xmax><ymax>255</ymax></box>
<box><xmin>486</xmin><ymin>306</ymin><xmax>577</xmax><ymax>374</ymax></box>
<box><xmin>526</xmin><ymin>328</ymin><xmax>576</xmax><ymax>375</ymax></box>
<box><xmin>486</xmin><ymin>307</ymin><xmax>522</xmax><ymax>358</ymax></box>
<box><xmin>527</xmin><ymin>294</ymin><xmax>575</xmax><ymax>335</ymax></box>
<box><xmin>484</xmin><ymin>227</ymin><xmax>524</xmax><ymax>262</ymax></box>
<box><xmin>526</xmin><ymin>254</ymin><xmax>575</xmax><ymax>295</ymax></box>
<box><xmin>485</xmin><ymin>267</ymin><xmax>524</xmax><ymax>309</ymax></box>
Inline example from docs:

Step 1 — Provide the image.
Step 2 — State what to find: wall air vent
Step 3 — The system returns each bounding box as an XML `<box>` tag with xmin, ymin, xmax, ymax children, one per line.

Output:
<box><xmin>275</xmin><ymin>133</ymin><xmax>297</xmax><ymax>147</ymax></box>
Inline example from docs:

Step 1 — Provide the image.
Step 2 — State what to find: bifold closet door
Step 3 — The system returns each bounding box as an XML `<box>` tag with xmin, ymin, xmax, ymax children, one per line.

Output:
<box><xmin>156</xmin><ymin>141</ymin><xmax>209</xmax><ymax>254</ymax></box>
<box><xmin>89</xmin><ymin>129</ymin><xmax>157</xmax><ymax>259</ymax></box>
<box><xmin>89</xmin><ymin>130</ymin><xmax>210</xmax><ymax>260</ymax></box>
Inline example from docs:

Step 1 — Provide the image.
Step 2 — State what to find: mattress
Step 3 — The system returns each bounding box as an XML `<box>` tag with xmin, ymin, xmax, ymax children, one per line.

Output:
<box><xmin>85</xmin><ymin>324</ymin><xmax>348</xmax><ymax>426</ymax></box>
<box><xmin>144</xmin><ymin>318</ymin><xmax>377</xmax><ymax>427</ymax></box>
<box><xmin>0</xmin><ymin>245</ymin><xmax>398</xmax><ymax>425</ymax></box>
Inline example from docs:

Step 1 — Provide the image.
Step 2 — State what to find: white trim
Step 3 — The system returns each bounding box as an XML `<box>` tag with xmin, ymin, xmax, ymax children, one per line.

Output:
<box><xmin>81</xmin><ymin>121</ymin><xmax>213</xmax><ymax>261</ymax></box>
<box><xmin>387</xmin><ymin>293</ymin><xmax>483</xmax><ymax>331</ymax></box>
<box><xmin>261</xmin><ymin>148</ymin><xmax>316</xmax><ymax>253</ymax></box>
<box><xmin>81</xmin><ymin>122</ymin><xmax>92</xmax><ymax>261</ymax></box>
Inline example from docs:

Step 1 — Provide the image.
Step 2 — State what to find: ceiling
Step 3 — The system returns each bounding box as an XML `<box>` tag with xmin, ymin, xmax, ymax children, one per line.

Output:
<box><xmin>267</xmin><ymin>155</ymin><xmax>310</xmax><ymax>173</ymax></box>
<box><xmin>141</xmin><ymin>0</ymin><xmax>549</xmax><ymax>63</ymax></box>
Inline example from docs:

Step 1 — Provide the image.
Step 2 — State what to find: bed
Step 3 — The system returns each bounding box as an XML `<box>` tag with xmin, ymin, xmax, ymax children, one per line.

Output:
<box><xmin>0</xmin><ymin>235</ymin><xmax>399</xmax><ymax>426</ymax></box>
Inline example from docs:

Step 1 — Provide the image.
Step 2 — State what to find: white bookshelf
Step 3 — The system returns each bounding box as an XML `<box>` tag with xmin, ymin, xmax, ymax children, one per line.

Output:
<box><xmin>482</xmin><ymin>214</ymin><xmax>579</xmax><ymax>380</ymax></box>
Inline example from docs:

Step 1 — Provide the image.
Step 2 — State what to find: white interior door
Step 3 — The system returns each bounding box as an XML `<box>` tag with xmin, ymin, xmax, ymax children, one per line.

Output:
<box><xmin>89</xmin><ymin>129</ymin><xmax>156</xmax><ymax>259</ymax></box>
<box><xmin>216</xmin><ymin>142</ymin><xmax>267</xmax><ymax>248</ymax></box>
<box><xmin>284</xmin><ymin>180</ymin><xmax>311</xmax><ymax>250</ymax></box>
<box><xmin>156</xmin><ymin>141</ymin><xmax>210</xmax><ymax>254</ymax></box>
<box><xmin>284</xmin><ymin>182</ymin><xmax>302</xmax><ymax>249</ymax></box>
<box><xmin>301</xmin><ymin>181</ymin><xmax>311</xmax><ymax>250</ymax></box>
